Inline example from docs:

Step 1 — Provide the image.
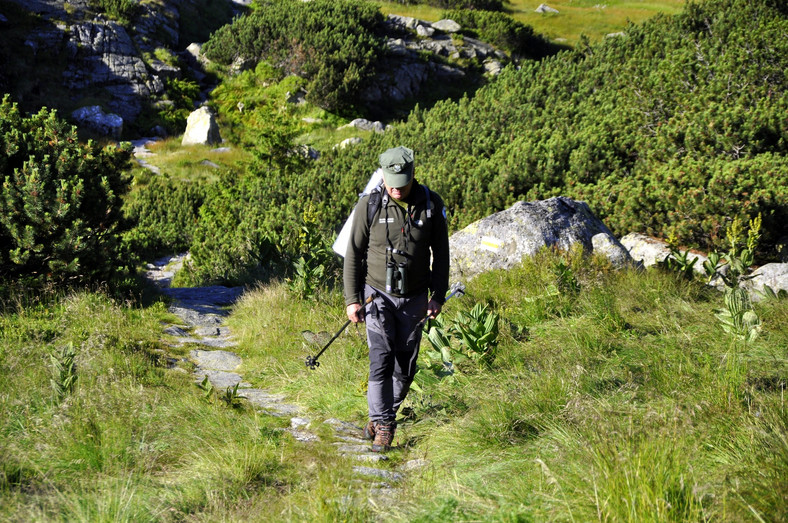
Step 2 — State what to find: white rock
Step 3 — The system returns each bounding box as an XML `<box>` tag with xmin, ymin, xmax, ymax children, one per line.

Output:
<box><xmin>71</xmin><ymin>105</ymin><xmax>123</xmax><ymax>139</ymax></box>
<box><xmin>416</xmin><ymin>25</ymin><xmax>435</xmax><ymax>37</ymax></box>
<box><xmin>182</xmin><ymin>106</ymin><xmax>222</xmax><ymax>146</ymax></box>
<box><xmin>619</xmin><ymin>233</ymin><xmax>708</xmax><ymax>273</ymax></box>
<box><xmin>535</xmin><ymin>4</ymin><xmax>560</xmax><ymax>13</ymax></box>
<box><xmin>339</xmin><ymin>137</ymin><xmax>363</xmax><ymax>149</ymax></box>
<box><xmin>431</xmin><ymin>19</ymin><xmax>461</xmax><ymax>33</ymax></box>
<box><xmin>743</xmin><ymin>263</ymin><xmax>788</xmax><ymax>300</ymax></box>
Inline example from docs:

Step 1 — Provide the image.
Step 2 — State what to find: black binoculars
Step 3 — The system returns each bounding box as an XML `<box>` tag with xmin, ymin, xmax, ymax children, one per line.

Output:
<box><xmin>386</xmin><ymin>261</ymin><xmax>408</xmax><ymax>295</ymax></box>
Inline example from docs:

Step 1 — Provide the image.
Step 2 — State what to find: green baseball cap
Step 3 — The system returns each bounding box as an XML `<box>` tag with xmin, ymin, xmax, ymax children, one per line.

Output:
<box><xmin>379</xmin><ymin>146</ymin><xmax>414</xmax><ymax>188</ymax></box>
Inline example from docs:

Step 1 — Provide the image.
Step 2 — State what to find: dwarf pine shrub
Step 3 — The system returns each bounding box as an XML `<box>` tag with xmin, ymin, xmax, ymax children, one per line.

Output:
<box><xmin>0</xmin><ymin>96</ymin><xmax>132</xmax><ymax>286</ymax></box>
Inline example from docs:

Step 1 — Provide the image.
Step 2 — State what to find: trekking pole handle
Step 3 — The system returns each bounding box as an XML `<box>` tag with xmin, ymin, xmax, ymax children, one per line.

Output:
<box><xmin>420</xmin><ymin>282</ymin><xmax>465</xmax><ymax>329</ymax></box>
<box><xmin>445</xmin><ymin>282</ymin><xmax>466</xmax><ymax>302</ymax></box>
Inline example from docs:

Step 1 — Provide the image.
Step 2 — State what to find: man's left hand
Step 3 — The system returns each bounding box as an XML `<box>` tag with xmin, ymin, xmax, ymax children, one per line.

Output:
<box><xmin>426</xmin><ymin>299</ymin><xmax>442</xmax><ymax>319</ymax></box>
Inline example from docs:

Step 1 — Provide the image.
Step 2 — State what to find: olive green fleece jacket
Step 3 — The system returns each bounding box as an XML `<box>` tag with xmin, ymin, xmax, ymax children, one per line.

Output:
<box><xmin>343</xmin><ymin>181</ymin><xmax>450</xmax><ymax>306</ymax></box>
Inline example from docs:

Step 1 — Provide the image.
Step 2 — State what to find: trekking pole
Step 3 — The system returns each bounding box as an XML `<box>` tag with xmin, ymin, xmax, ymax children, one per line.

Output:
<box><xmin>305</xmin><ymin>292</ymin><xmax>377</xmax><ymax>370</ymax></box>
<box><xmin>418</xmin><ymin>281</ymin><xmax>466</xmax><ymax>331</ymax></box>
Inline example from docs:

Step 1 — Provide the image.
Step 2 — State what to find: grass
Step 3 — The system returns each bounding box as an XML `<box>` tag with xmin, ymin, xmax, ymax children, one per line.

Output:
<box><xmin>507</xmin><ymin>0</ymin><xmax>686</xmax><ymax>45</ymax></box>
<box><xmin>1</xmin><ymin>249</ymin><xmax>786</xmax><ymax>519</ymax></box>
<box><xmin>130</xmin><ymin>138</ymin><xmax>251</xmax><ymax>183</ymax></box>
<box><xmin>375</xmin><ymin>0</ymin><xmax>687</xmax><ymax>46</ymax></box>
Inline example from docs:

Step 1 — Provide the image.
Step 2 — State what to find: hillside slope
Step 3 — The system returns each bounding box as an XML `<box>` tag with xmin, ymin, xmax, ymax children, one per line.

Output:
<box><xmin>308</xmin><ymin>0</ymin><xmax>787</xmax><ymax>256</ymax></box>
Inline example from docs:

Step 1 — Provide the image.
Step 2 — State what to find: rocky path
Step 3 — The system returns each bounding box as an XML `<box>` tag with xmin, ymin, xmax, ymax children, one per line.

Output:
<box><xmin>145</xmin><ymin>254</ymin><xmax>421</xmax><ymax>503</ymax></box>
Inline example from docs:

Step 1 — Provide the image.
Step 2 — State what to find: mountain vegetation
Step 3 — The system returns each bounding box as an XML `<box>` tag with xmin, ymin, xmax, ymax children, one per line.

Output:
<box><xmin>1</xmin><ymin>0</ymin><xmax>787</xmax><ymax>519</ymax></box>
<box><xmin>303</xmin><ymin>0</ymin><xmax>786</xmax><ymax>260</ymax></box>
<box><xmin>2</xmin><ymin>248</ymin><xmax>786</xmax><ymax>520</ymax></box>
<box><xmin>203</xmin><ymin>0</ymin><xmax>386</xmax><ymax>113</ymax></box>
<box><xmin>122</xmin><ymin>0</ymin><xmax>787</xmax><ymax>287</ymax></box>
<box><xmin>0</xmin><ymin>96</ymin><xmax>132</xmax><ymax>286</ymax></box>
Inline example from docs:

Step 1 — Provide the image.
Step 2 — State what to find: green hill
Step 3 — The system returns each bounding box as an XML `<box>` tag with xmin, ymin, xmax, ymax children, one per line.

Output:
<box><xmin>306</xmin><ymin>0</ymin><xmax>787</xmax><ymax>257</ymax></box>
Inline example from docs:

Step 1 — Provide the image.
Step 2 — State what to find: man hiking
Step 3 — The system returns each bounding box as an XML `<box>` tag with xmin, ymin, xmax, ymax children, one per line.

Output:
<box><xmin>343</xmin><ymin>145</ymin><xmax>450</xmax><ymax>452</ymax></box>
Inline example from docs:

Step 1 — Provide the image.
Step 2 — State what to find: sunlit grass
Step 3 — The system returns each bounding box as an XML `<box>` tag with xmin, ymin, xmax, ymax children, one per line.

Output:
<box><xmin>2</xmin><ymin>248</ymin><xmax>786</xmax><ymax>520</ymax></box>
<box><xmin>133</xmin><ymin>138</ymin><xmax>251</xmax><ymax>183</ymax></box>
<box><xmin>375</xmin><ymin>0</ymin><xmax>686</xmax><ymax>45</ymax></box>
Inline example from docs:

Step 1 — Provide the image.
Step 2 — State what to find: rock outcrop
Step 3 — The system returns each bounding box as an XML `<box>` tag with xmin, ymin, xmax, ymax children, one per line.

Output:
<box><xmin>63</xmin><ymin>20</ymin><xmax>165</xmax><ymax>121</ymax></box>
<box><xmin>5</xmin><ymin>3</ymin><xmax>511</xmax><ymax>137</ymax></box>
<box><xmin>449</xmin><ymin>197</ymin><xmax>632</xmax><ymax>281</ymax></box>
<box><xmin>620</xmin><ymin>233</ymin><xmax>709</xmax><ymax>274</ymax></box>
<box><xmin>4</xmin><ymin>0</ymin><xmax>223</xmax><ymax>135</ymax></box>
<box><xmin>71</xmin><ymin>105</ymin><xmax>124</xmax><ymax>139</ymax></box>
<box><xmin>360</xmin><ymin>15</ymin><xmax>509</xmax><ymax>109</ymax></box>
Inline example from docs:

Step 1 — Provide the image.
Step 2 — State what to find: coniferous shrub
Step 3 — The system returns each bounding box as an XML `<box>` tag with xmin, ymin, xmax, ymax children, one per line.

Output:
<box><xmin>203</xmin><ymin>0</ymin><xmax>384</xmax><ymax>112</ymax></box>
<box><xmin>0</xmin><ymin>96</ymin><xmax>132</xmax><ymax>285</ymax></box>
<box><xmin>88</xmin><ymin>0</ymin><xmax>140</xmax><ymax>23</ymax></box>
<box><xmin>122</xmin><ymin>175</ymin><xmax>205</xmax><ymax>262</ymax></box>
<box><xmin>307</xmin><ymin>0</ymin><xmax>788</xmax><ymax>256</ymax></box>
<box><xmin>443</xmin><ymin>9</ymin><xmax>554</xmax><ymax>59</ymax></box>
<box><xmin>176</xmin><ymin>172</ymin><xmax>284</xmax><ymax>286</ymax></box>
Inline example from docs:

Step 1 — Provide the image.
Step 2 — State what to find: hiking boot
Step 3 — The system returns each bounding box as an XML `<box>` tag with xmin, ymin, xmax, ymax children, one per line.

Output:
<box><xmin>371</xmin><ymin>421</ymin><xmax>396</xmax><ymax>452</ymax></box>
<box><xmin>362</xmin><ymin>421</ymin><xmax>375</xmax><ymax>441</ymax></box>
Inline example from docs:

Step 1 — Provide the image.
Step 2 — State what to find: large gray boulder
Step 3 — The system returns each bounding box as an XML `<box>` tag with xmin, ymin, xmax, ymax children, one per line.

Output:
<box><xmin>182</xmin><ymin>106</ymin><xmax>222</xmax><ymax>146</ymax></box>
<box><xmin>449</xmin><ymin>197</ymin><xmax>632</xmax><ymax>281</ymax></box>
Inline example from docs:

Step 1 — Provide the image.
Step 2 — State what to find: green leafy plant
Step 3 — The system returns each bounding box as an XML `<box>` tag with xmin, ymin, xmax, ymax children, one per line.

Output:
<box><xmin>704</xmin><ymin>215</ymin><xmax>763</xmax><ymax>343</ymax></box>
<box><xmin>422</xmin><ymin>314</ymin><xmax>459</xmax><ymax>378</ymax></box>
<box><xmin>658</xmin><ymin>234</ymin><xmax>698</xmax><ymax>280</ymax></box>
<box><xmin>757</xmin><ymin>284</ymin><xmax>788</xmax><ymax>301</ymax></box>
<box><xmin>452</xmin><ymin>303</ymin><xmax>500</xmax><ymax>368</ymax></box>
<box><xmin>287</xmin><ymin>204</ymin><xmax>336</xmax><ymax>299</ymax></box>
<box><xmin>703</xmin><ymin>215</ymin><xmax>761</xmax><ymax>289</ymax></box>
<box><xmin>716</xmin><ymin>287</ymin><xmax>761</xmax><ymax>343</ymax></box>
<box><xmin>196</xmin><ymin>375</ymin><xmax>215</xmax><ymax>399</ymax></box>
<box><xmin>220</xmin><ymin>383</ymin><xmax>247</xmax><ymax>409</ymax></box>
<box><xmin>50</xmin><ymin>342</ymin><xmax>77</xmax><ymax>401</ymax></box>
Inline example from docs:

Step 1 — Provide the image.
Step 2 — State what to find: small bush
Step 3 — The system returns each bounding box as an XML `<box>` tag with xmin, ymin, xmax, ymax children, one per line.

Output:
<box><xmin>88</xmin><ymin>0</ymin><xmax>140</xmax><ymax>23</ymax></box>
<box><xmin>443</xmin><ymin>9</ymin><xmax>554</xmax><ymax>59</ymax></box>
<box><xmin>0</xmin><ymin>96</ymin><xmax>132</xmax><ymax>286</ymax></box>
<box><xmin>122</xmin><ymin>175</ymin><xmax>205</xmax><ymax>262</ymax></box>
<box><xmin>203</xmin><ymin>0</ymin><xmax>384</xmax><ymax>112</ymax></box>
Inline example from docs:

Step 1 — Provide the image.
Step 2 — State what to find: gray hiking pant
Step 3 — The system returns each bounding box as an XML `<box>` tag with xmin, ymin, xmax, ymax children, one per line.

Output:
<box><xmin>365</xmin><ymin>284</ymin><xmax>428</xmax><ymax>422</ymax></box>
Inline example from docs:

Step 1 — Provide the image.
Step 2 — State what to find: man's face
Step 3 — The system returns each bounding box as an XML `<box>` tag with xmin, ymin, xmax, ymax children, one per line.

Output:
<box><xmin>385</xmin><ymin>178</ymin><xmax>414</xmax><ymax>200</ymax></box>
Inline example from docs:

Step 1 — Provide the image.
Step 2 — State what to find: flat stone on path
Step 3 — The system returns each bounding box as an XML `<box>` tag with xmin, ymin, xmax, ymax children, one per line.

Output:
<box><xmin>353</xmin><ymin>466</ymin><xmax>402</xmax><ymax>480</ymax></box>
<box><xmin>182</xmin><ymin>337</ymin><xmax>237</xmax><ymax>349</ymax></box>
<box><xmin>335</xmin><ymin>443</ymin><xmax>372</xmax><ymax>454</ymax></box>
<box><xmin>288</xmin><ymin>429</ymin><xmax>320</xmax><ymax>442</ymax></box>
<box><xmin>191</xmin><ymin>349</ymin><xmax>241</xmax><ymax>370</ymax></box>
<box><xmin>324</xmin><ymin>418</ymin><xmax>364</xmax><ymax>438</ymax></box>
<box><xmin>194</xmin><ymin>370</ymin><xmax>249</xmax><ymax>389</ymax></box>
<box><xmin>291</xmin><ymin>417</ymin><xmax>311</xmax><ymax>429</ymax></box>
<box><xmin>243</xmin><ymin>389</ymin><xmax>302</xmax><ymax>416</ymax></box>
<box><xmin>163</xmin><ymin>325</ymin><xmax>189</xmax><ymax>337</ymax></box>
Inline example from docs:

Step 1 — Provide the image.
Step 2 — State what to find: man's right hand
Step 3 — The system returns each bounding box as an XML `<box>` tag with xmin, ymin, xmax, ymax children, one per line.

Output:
<box><xmin>346</xmin><ymin>302</ymin><xmax>364</xmax><ymax>323</ymax></box>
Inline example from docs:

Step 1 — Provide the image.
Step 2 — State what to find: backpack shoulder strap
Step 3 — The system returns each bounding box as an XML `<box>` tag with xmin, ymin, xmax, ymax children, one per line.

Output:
<box><xmin>423</xmin><ymin>185</ymin><xmax>432</xmax><ymax>218</ymax></box>
<box><xmin>367</xmin><ymin>184</ymin><xmax>384</xmax><ymax>224</ymax></box>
